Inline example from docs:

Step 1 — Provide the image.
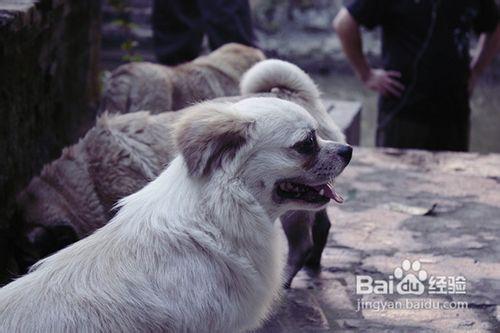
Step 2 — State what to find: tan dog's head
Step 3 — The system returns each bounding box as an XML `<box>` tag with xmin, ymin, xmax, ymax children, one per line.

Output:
<box><xmin>175</xmin><ymin>97</ymin><xmax>351</xmax><ymax>218</ymax></box>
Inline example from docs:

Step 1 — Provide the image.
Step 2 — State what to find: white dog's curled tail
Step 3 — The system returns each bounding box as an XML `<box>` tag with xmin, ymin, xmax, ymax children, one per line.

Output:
<box><xmin>240</xmin><ymin>59</ymin><xmax>321</xmax><ymax>102</ymax></box>
<box><xmin>240</xmin><ymin>59</ymin><xmax>345</xmax><ymax>143</ymax></box>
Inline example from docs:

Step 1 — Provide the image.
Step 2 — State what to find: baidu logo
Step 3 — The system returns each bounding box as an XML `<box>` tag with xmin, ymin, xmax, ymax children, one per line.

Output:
<box><xmin>356</xmin><ymin>259</ymin><xmax>466</xmax><ymax>296</ymax></box>
<box><xmin>394</xmin><ymin>259</ymin><xmax>427</xmax><ymax>295</ymax></box>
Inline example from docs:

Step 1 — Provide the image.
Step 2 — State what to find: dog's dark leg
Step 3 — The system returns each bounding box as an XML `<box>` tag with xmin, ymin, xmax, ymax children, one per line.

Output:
<box><xmin>280</xmin><ymin>210</ymin><xmax>314</xmax><ymax>288</ymax></box>
<box><xmin>304</xmin><ymin>209</ymin><xmax>331</xmax><ymax>271</ymax></box>
<box><xmin>23</xmin><ymin>223</ymin><xmax>78</xmax><ymax>271</ymax></box>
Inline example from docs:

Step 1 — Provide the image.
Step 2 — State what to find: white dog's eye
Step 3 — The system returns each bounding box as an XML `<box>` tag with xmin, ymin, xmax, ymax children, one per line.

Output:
<box><xmin>292</xmin><ymin>130</ymin><xmax>318</xmax><ymax>155</ymax></box>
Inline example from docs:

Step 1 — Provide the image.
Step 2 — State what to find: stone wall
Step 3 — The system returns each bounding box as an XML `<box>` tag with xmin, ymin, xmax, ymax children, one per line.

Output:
<box><xmin>0</xmin><ymin>0</ymin><xmax>101</xmax><ymax>283</ymax></box>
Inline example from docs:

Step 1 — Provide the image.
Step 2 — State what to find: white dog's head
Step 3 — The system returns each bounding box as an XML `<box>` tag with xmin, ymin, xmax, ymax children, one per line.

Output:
<box><xmin>175</xmin><ymin>97</ymin><xmax>352</xmax><ymax>218</ymax></box>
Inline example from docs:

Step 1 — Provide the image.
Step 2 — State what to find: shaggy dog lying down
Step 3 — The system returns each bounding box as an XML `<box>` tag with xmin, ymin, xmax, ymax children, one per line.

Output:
<box><xmin>1</xmin><ymin>98</ymin><xmax>352</xmax><ymax>332</ymax></box>
<box><xmin>17</xmin><ymin>59</ymin><xmax>347</xmax><ymax>286</ymax></box>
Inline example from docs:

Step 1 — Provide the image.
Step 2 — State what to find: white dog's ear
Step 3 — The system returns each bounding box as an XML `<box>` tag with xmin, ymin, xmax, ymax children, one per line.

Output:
<box><xmin>175</xmin><ymin>105</ymin><xmax>254</xmax><ymax>177</ymax></box>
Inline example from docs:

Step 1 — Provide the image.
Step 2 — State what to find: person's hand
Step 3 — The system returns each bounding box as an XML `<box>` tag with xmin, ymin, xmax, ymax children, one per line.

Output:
<box><xmin>362</xmin><ymin>69</ymin><xmax>405</xmax><ymax>97</ymax></box>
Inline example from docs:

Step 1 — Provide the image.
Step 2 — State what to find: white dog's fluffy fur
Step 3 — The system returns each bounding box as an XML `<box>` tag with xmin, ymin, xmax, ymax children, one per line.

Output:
<box><xmin>1</xmin><ymin>97</ymin><xmax>350</xmax><ymax>332</ymax></box>
<box><xmin>18</xmin><ymin>59</ymin><xmax>345</xmax><ymax>258</ymax></box>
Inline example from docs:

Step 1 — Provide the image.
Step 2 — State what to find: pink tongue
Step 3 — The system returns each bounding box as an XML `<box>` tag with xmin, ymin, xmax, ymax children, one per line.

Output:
<box><xmin>314</xmin><ymin>183</ymin><xmax>344</xmax><ymax>204</ymax></box>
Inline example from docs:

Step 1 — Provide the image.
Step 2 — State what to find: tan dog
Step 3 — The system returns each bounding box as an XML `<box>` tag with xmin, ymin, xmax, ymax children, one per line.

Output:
<box><xmin>16</xmin><ymin>60</ymin><xmax>348</xmax><ymax>287</ymax></box>
<box><xmin>100</xmin><ymin>43</ymin><xmax>265</xmax><ymax>114</ymax></box>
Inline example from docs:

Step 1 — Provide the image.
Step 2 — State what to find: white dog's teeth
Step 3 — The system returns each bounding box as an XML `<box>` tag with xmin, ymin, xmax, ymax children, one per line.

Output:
<box><xmin>319</xmin><ymin>189</ymin><xmax>324</xmax><ymax>196</ymax></box>
<box><xmin>280</xmin><ymin>182</ymin><xmax>297</xmax><ymax>192</ymax></box>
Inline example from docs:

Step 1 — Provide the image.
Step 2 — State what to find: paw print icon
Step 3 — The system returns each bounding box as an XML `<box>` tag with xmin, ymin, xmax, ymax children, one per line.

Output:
<box><xmin>394</xmin><ymin>259</ymin><xmax>428</xmax><ymax>295</ymax></box>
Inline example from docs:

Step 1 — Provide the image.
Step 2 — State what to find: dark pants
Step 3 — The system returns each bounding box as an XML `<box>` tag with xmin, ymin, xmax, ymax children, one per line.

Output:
<box><xmin>376</xmin><ymin>90</ymin><xmax>471</xmax><ymax>151</ymax></box>
<box><xmin>152</xmin><ymin>0</ymin><xmax>255</xmax><ymax>65</ymax></box>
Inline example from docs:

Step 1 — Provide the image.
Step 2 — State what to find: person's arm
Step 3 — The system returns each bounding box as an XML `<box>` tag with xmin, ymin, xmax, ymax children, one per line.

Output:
<box><xmin>469</xmin><ymin>24</ymin><xmax>500</xmax><ymax>95</ymax></box>
<box><xmin>332</xmin><ymin>8</ymin><xmax>404</xmax><ymax>97</ymax></box>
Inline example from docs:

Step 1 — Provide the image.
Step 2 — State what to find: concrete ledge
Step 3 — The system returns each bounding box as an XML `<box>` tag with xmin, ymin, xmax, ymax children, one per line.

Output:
<box><xmin>0</xmin><ymin>1</ymin><xmax>39</xmax><ymax>30</ymax></box>
<box><xmin>325</xmin><ymin>98</ymin><xmax>362</xmax><ymax>145</ymax></box>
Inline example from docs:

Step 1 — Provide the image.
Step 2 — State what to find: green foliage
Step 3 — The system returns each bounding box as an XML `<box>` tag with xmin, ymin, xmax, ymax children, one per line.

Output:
<box><xmin>108</xmin><ymin>0</ymin><xmax>127</xmax><ymax>12</ymax></box>
<box><xmin>107</xmin><ymin>0</ymin><xmax>143</xmax><ymax>63</ymax></box>
<box><xmin>122</xmin><ymin>54</ymin><xmax>144</xmax><ymax>62</ymax></box>
<box><xmin>121</xmin><ymin>40</ymin><xmax>143</xmax><ymax>62</ymax></box>
<box><xmin>98</xmin><ymin>70</ymin><xmax>111</xmax><ymax>95</ymax></box>
<box><xmin>111</xmin><ymin>19</ymin><xmax>138</xmax><ymax>30</ymax></box>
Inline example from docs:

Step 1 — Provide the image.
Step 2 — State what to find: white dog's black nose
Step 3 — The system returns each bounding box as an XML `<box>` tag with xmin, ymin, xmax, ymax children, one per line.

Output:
<box><xmin>337</xmin><ymin>145</ymin><xmax>352</xmax><ymax>163</ymax></box>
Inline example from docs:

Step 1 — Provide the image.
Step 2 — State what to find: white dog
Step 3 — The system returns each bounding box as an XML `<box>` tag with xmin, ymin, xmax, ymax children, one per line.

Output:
<box><xmin>0</xmin><ymin>97</ymin><xmax>351</xmax><ymax>332</ymax></box>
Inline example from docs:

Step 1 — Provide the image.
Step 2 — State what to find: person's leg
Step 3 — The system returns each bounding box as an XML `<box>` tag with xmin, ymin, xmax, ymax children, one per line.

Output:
<box><xmin>376</xmin><ymin>97</ymin><xmax>435</xmax><ymax>150</ymax></box>
<box><xmin>377</xmin><ymin>93</ymin><xmax>471</xmax><ymax>151</ymax></box>
<box><xmin>431</xmin><ymin>92</ymin><xmax>470</xmax><ymax>151</ymax></box>
<box><xmin>197</xmin><ymin>0</ymin><xmax>255</xmax><ymax>50</ymax></box>
<box><xmin>152</xmin><ymin>0</ymin><xmax>204</xmax><ymax>65</ymax></box>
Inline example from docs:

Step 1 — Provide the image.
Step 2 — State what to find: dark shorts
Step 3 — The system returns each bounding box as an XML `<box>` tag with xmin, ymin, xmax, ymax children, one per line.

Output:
<box><xmin>376</xmin><ymin>91</ymin><xmax>471</xmax><ymax>152</ymax></box>
<box><xmin>152</xmin><ymin>0</ymin><xmax>255</xmax><ymax>65</ymax></box>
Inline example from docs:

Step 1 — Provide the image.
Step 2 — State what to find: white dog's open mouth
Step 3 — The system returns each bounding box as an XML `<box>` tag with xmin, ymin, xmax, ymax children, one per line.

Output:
<box><xmin>275</xmin><ymin>180</ymin><xmax>344</xmax><ymax>204</ymax></box>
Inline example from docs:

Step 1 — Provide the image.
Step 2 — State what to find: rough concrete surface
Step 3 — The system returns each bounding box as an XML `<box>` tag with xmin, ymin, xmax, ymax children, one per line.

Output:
<box><xmin>258</xmin><ymin>147</ymin><xmax>500</xmax><ymax>332</ymax></box>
